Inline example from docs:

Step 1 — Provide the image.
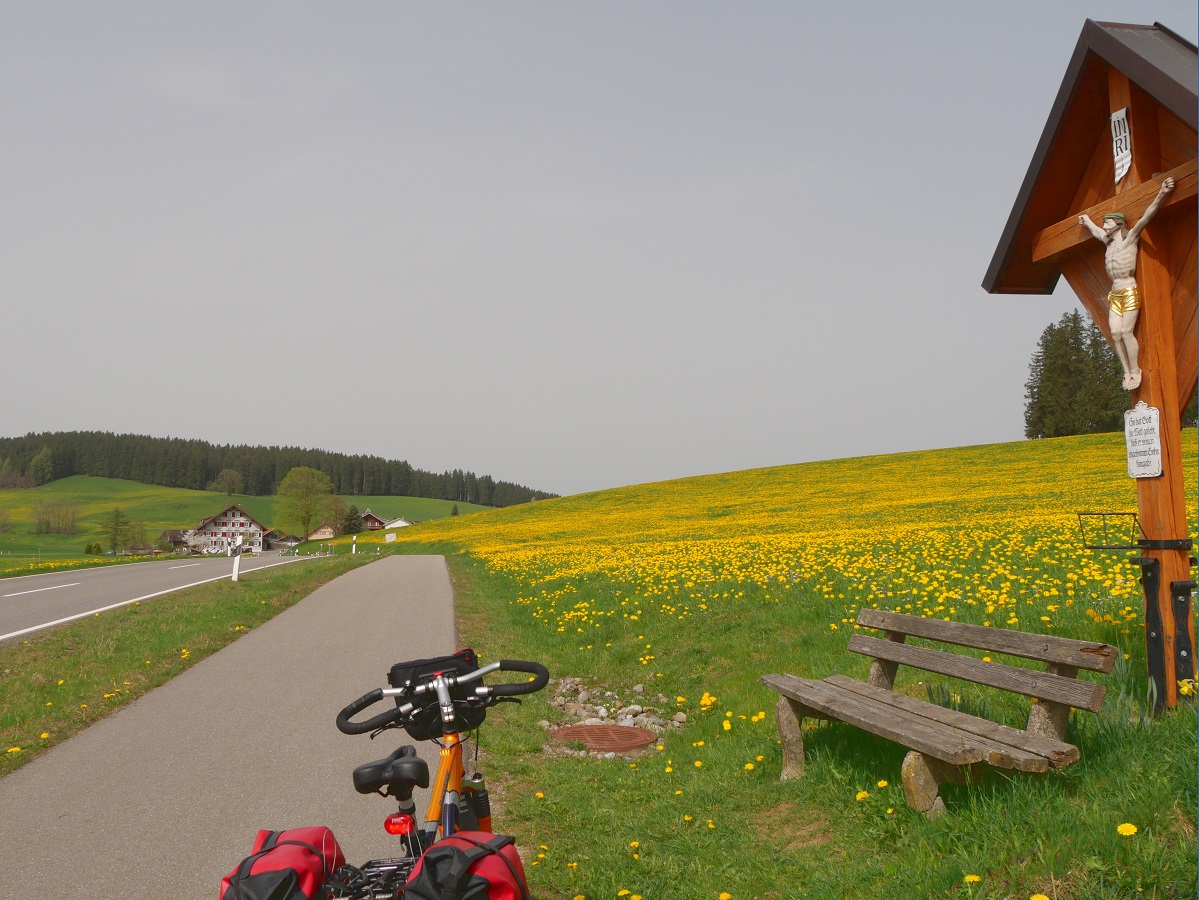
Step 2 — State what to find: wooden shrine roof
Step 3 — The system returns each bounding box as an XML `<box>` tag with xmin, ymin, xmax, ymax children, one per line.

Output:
<box><xmin>984</xmin><ymin>20</ymin><xmax>1197</xmax><ymax>295</ymax></box>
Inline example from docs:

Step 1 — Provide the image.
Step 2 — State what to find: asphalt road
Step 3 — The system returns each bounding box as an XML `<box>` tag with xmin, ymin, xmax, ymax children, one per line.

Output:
<box><xmin>0</xmin><ymin>554</ymin><xmax>459</xmax><ymax>899</ymax></box>
<box><xmin>0</xmin><ymin>551</ymin><xmax>331</xmax><ymax>643</ymax></box>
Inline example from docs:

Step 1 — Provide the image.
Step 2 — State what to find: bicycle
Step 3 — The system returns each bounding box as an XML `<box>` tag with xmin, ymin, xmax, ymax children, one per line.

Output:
<box><xmin>324</xmin><ymin>649</ymin><xmax>550</xmax><ymax>899</ymax></box>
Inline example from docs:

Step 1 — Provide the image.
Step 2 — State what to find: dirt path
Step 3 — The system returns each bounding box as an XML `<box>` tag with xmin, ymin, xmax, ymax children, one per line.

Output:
<box><xmin>0</xmin><ymin>554</ymin><xmax>457</xmax><ymax>899</ymax></box>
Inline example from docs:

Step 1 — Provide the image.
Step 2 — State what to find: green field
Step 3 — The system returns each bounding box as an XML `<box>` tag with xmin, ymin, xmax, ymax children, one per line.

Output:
<box><xmin>0</xmin><ymin>476</ymin><xmax>486</xmax><ymax>570</ymax></box>
<box><xmin>2</xmin><ymin>433</ymin><xmax>1196</xmax><ymax>897</ymax></box>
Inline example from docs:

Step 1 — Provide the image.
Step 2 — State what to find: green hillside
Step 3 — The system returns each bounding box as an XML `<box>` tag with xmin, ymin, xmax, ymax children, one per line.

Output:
<box><xmin>0</xmin><ymin>476</ymin><xmax>484</xmax><ymax>567</ymax></box>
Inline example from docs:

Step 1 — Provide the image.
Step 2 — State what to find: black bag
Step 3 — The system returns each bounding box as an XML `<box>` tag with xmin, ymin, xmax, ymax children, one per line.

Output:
<box><xmin>402</xmin><ymin>832</ymin><xmax>531</xmax><ymax>900</ymax></box>
<box><xmin>388</xmin><ymin>649</ymin><xmax>486</xmax><ymax>740</ymax></box>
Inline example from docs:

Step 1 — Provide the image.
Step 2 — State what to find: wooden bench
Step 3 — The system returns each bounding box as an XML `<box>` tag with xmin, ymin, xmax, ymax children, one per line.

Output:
<box><xmin>761</xmin><ymin>610</ymin><xmax>1117</xmax><ymax>816</ymax></box>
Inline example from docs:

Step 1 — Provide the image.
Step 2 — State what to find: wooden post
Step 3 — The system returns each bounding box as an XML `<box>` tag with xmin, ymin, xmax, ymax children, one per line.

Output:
<box><xmin>1108</xmin><ymin>71</ymin><xmax>1193</xmax><ymax>709</ymax></box>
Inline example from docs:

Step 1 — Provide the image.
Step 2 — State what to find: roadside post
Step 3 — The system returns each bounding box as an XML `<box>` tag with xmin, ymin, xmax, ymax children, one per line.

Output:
<box><xmin>232</xmin><ymin>535</ymin><xmax>244</xmax><ymax>582</ymax></box>
<box><xmin>352</xmin><ymin>535</ymin><xmax>357</xmax><ymax>554</ymax></box>
<box><xmin>984</xmin><ymin>20</ymin><xmax>1197</xmax><ymax>708</ymax></box>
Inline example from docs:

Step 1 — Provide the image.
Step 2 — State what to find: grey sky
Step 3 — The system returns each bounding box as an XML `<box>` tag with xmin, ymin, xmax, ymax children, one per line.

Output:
<box><xmin>3</xmin><ymin>3</ymin><xmax>1195</xmax><ymax>497</ymax></box>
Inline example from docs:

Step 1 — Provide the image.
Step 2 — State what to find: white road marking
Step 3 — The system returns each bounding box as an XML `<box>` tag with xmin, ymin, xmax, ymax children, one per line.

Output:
<box><xmin>3</xmin><ymin>582</ymin><xmax>81</xmax><ymax>598</ymax></box>
<box><xmin>0</xmin><ymin>556</ymin><xmax>322</xmax><ymax>644</ymax></box>
<box><xmin>168</xmin><ymin>563</ymin><xmax>202</xmax><ymax>569</ymax></box>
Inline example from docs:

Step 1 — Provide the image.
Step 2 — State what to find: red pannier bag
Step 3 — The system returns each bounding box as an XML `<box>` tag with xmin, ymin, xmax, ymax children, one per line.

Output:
<box><xmin>402</xmin><ymin>832</ymin><xmax>531</xmax><ymax>900</ymax></box>
<box><xmin>220</xmin><ymin>826</ymin><xmax>346</xmax><ymax>900</ymax></box>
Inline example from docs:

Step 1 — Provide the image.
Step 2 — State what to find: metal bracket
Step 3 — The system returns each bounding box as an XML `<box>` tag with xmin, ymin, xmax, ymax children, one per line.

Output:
<box><xmin>1077</xmin><ymin>512</ymin><xmax>1142</xmax><ymax>551</ymax></box>
<box><xmin>1139</xmin><ymin>557</ymin><xmax>1167</xmax><ymax>711</ymax></box>
<box><xmin>1138</xmin><ymin>538</ymin><xmax>1195</xmax><ymax>551</ymax></box>
<box><xmin>1172</xmin><ymin>580</ymin><xmax>1196</xmax><ymax>684</ymax></box>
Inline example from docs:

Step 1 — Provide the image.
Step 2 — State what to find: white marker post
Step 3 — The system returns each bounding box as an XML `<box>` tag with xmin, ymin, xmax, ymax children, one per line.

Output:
<box><xmin>232</xmin><ymin>535</ymin><xmax>244</xmax><ymax>582</ymax></box>
<box><xmin>352</xmin><ymin>535</ymin><xmax>357</xmax><ymax>554</ymax></box>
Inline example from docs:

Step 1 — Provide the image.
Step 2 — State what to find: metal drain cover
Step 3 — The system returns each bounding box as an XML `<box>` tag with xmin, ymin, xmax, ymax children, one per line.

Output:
<box><xmin>550</xmin><ymin>724</ymin><xmax>658</xmax><ymax>753</ymax></box>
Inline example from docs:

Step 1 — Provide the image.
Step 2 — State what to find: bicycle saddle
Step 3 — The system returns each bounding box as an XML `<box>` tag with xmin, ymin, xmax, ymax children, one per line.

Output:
<box><xmin>353</xmin><ymin>745</ymin><xmax>430</xmax><ymax>798</ymax></box>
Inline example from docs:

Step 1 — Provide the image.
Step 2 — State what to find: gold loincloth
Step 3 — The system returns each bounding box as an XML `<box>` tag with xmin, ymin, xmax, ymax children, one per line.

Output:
<box><xmin>1109</xmin><ymin>285</ymin><xmax>1140</xmax><ymax>316</ymax></box>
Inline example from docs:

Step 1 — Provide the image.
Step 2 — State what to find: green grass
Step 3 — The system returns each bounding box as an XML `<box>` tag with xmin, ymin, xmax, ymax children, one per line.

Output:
<box><xmin>0</xmin><ymin>476</ymin><xmax>484</xmax><ymax>570</ymax></box>
<box><xmin>0</xmin><ymin>553</ymin><xmax>376</xmax><ymax>777</ymax></box>
<box><xmin>438</xmin><ymin>548</ymin><xmax>1198</xmax><ymax>900</ymax></box>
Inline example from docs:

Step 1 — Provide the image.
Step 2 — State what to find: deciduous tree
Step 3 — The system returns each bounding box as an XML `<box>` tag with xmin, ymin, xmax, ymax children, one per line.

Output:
<box><xmin>277</xmin><ymin>467</ymin><xmax>333</xmax><ymax>540</ymax></box>
<box><xmin>210</xmin><ymin>469</ymin><xmax>244</xmax><ymax>498</ymax></box>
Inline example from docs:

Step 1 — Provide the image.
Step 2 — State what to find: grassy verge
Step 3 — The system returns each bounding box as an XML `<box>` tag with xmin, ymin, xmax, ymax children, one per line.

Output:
<box><xmin>0</xmin><ymin>553</ymin><xmax>375</xmax><ymax>777</ymax></box>
<box><xmin>438</xmin><ymin>547</ymin><xmax>1198</xmax><ymax>900</ymax></box>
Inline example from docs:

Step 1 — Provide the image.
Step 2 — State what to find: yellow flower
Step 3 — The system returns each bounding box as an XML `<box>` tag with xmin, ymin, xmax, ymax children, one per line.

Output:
<box><xmin>855</xmin><ymin>790</ymin><xmax>869</xmax><ymax>801</ymax></box>
<box><xmin>40</xmin><ymin>732</ymin><xmax>49</xmax><ymax>739</ymax></box>
<box><xmin>5</xmin><ymin>747</ymin><xmax>20</xmax><ymax>754</ymax></box>
<box><xmin>683</xmin><ymin>814</ymin><xmax>693</xmax><ymax>822</ymax></box>
<box><xmin>629</xmin><ymin>841</ymin><xmax>639</xmax><ymax>849</ymax></box>
<box><xmin>964</xmin><ymin>874</ymin><xmax>980</xmax><ymax>883</ymax></box>
<box><xmin>720</xmin><ymin>894</ymin><xmax>733</xmax><ymax>900</ymax></box>
<box><xmin>877</xmin><ymin>779</ymin><xmax>888</xmax><ymax>788</ymax></box>
<box><xmin>535</xmin><ymin>792</ymin><xmax>544</xmax><ymax>799</ymax></box>
<box><xmin>1030</xmin><ymin>894</ymin><xmax>1051</xmax><ymax>900</ymax></box>
<box><xmin>618</xmin><ymin>891</ymin><xmax>630</xmax><ymax>897</ymax></box>
<box><xmin>744</xmin><ymin>763</ymin><xmax>755</xmax><ymax>771</ymax></box>
<box><xmin>722</xmin><ymin>720</ymin><xmax>731</xmax><ymax>731</ymax></box>
<box><xmin>1116</xmin><ymin>822</ymin><xmax>1137</xmax><ymax>836</ymax></box>
<box><xmin>694</xmin><ymin>760</ymin><xmax>702</xmax><ymax>768</ymax></box>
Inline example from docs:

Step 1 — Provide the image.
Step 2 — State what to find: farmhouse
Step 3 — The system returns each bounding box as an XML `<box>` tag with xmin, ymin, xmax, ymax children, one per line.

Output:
<box><xmin>385</xmin><ymin>516</ymin><xmax>412</xmax><ymax>528</ymax></box>
<box><xmin>159</xmin><ymin>529</ymin><xmax>188</xmax><ymax>552</ymax></box>
<box><xmin>307</xmin><ymin>522</ymin><xmax>337</xmax><ymax>541</ymax></box>
<box><xmin>360</xmin><ymin>508</ymin><xmax>387</xmax><ymax>531</ymax></box>
<box><xmin>193</xmin><ymin>504</ymin><xmax>268</xmax><ymax>553</ymax></box>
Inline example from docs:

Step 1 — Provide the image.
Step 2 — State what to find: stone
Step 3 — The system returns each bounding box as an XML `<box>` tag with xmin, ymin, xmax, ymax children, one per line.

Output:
<box><xmin>633</xmin><ymin>684</ymin><xmax>644</xmax><ymax>693</ymax></box>
<box><xmin>538</xmin><ymin>720</ymin><xmax>551</xmax><ymax>730</ymax></box>
<box><xmin>671</xmin><ymin>712</ymin><xmax>687</xmax><ymax>723</ymax></box>
<box><xmin>900</xmin><ymin>751</ymin><xmax>963</xmax><ymax>818</ymax></box>
<box><xmin>577</xmin><ymin>691</ymin><xmax>590</xmax><ymax>704</ymax></box>
<box><xmin>596</xmin><ymin>707</ymin><xmax>608</xmax><ymax>719</ymax></box>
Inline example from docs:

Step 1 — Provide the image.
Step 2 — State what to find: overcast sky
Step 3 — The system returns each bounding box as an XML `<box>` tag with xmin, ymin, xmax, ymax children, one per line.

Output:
<box><xmin>2</xmin><ymin>3</ymin><xmax>1195</xmax><ymax>497</ymax></box>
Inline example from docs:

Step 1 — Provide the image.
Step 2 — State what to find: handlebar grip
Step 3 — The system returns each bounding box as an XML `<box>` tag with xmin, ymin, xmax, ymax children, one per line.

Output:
<box><xmin>336</xmin><ymin>688</ymin><xmax>399</xmax><ymax>734</ymax></box>
<box><xmin>489</xmin><ymin>660</ymin><xmax>550</xmax><ymax>696</ymax></box>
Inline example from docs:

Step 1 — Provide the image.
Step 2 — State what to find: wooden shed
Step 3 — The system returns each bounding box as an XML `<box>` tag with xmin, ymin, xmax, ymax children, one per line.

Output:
<box><xmin>984</xmin><ymin>20</ymin><xmax>1196</xmax><ymax>708</ymax></box>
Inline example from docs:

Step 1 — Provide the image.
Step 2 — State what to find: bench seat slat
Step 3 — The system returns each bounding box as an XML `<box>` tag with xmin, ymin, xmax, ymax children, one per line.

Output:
<box><xmin>761</xmin><ymin>674</ymin><xmax>1050</xmax><ymax>772</ymax></box>
<box><xmin>848</xmin><ymin>635</ymin><xmax>1107</xmax><ymax>712</ymax></box>
<box><xmin>823</xmin><ymin>674</ymin><xmax>1079</xmax><ymax>768</ymax></box>
<box><xmin>855</xmin><ymin>609</ymin><xmax>1117</xmax><ymax>673</ymax></box>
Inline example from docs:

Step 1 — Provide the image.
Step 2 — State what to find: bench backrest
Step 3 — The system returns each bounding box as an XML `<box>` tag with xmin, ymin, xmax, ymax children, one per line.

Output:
<box><xmin>851</xmin><ymin>609</ymin><xmax>1117</xmax><ymax>714</ymax></box>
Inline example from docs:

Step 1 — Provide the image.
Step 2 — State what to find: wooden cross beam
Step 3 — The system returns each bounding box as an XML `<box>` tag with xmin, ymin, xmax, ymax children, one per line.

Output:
<box><xmin>1030</xmin><ymin>158</ymin><xmax>1197</xmax><ymax>263</ymax></box>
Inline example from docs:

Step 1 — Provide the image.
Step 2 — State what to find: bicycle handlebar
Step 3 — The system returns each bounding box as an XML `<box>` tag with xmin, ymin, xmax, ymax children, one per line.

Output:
<box><xmin>336</xmin><ymin>688</ymin><xmax>397</xmax><ymax>735</ymax></box>
<box><xmin>489</xmin><ymin>660</ymin><xmax>550</xmax><ymax>696</ymax></box>
<box><xmin>335</xmin><ymin>658</ymin><xmax>549</xmax><ymax>735</ymax></box>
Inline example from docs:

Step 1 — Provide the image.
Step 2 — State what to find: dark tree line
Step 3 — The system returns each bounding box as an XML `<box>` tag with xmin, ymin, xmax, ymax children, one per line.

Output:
<box><xmin>1025</xmin><ymin>309</ymin><xmax>1197</xmax><ymax>439</ymax></box>
<box><xmin>0</xmin><ymin>432</ymin><xmax>557</xmax><ymax>507</ymax></box>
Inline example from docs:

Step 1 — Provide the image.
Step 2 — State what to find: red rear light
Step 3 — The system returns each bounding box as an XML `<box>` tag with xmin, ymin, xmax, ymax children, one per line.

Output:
<box><xmin>384</xmin><ymin>813</ymin><xmax>415</xmax><ymax>835</ymax></box>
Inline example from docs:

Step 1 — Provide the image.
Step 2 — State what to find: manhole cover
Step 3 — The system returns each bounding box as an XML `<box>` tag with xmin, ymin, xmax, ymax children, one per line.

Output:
<box><xmin>550</xmin><ymin>724</ymin><xmax>657</xmax><ymax>753</ymax></box>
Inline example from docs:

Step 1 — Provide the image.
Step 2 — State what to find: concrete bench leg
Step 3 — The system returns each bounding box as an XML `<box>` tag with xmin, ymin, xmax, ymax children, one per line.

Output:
<box><xmin>774</xmin><ymin>695</ymin><xmax>810</xmax><ymax>780</ymax></box>
<box><xmin>901</xmin><ymin>751</ymin><xmax>966</xmax><ymax>817</ymax></box>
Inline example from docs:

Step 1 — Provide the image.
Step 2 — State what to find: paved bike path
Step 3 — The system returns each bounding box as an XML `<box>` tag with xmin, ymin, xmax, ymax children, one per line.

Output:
<box><xmin>0</xmin><ymin>555</ymin><xmax>458</xmax><ymax>899</ymax></box>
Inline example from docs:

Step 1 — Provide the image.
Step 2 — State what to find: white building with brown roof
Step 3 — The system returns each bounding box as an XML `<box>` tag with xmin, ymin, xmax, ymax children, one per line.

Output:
<box><xmin>194</xmin><ymin>504</ymin><xmax>268</xmax><ymax>553</ymax></box>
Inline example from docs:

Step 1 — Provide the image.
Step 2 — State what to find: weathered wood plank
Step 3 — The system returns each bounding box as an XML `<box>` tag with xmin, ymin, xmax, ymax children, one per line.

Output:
<box><xmin>847</xmin><ymin>635</ymin><xmax>1107</xmax><ymax>712</ymax></box>
<box><xmin>761</xmin><ymin>674</ymin><xmax>1049</xmax><ymax>771</ymax></box>
<box><xmin>854</xmin><ymin>609</ymin><xmax>1117</xmax><ymax>672</ymax></box>
<box><xmin>824</xmin><ymin>675</ymin><xmax>1079</xmax><ymax>768</ymax></box>
<box><xmin>1029</xmin><ymin>159</ymin><xmax>1197</xmax><ymax>263</ymax></box>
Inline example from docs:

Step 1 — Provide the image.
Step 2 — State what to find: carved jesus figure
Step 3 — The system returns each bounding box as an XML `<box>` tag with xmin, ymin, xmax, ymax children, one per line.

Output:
<box><xmin>1078</xmin><ymin>176</ymin><xmax>1175</xmax><ymax>390</ymax></box>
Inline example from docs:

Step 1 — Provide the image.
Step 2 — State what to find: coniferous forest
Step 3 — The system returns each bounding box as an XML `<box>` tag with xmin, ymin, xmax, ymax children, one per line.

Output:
<box><xmin>0</xmin><ymin>432</ymin><xmax>557</xmax><ymax>507</ymax></box>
